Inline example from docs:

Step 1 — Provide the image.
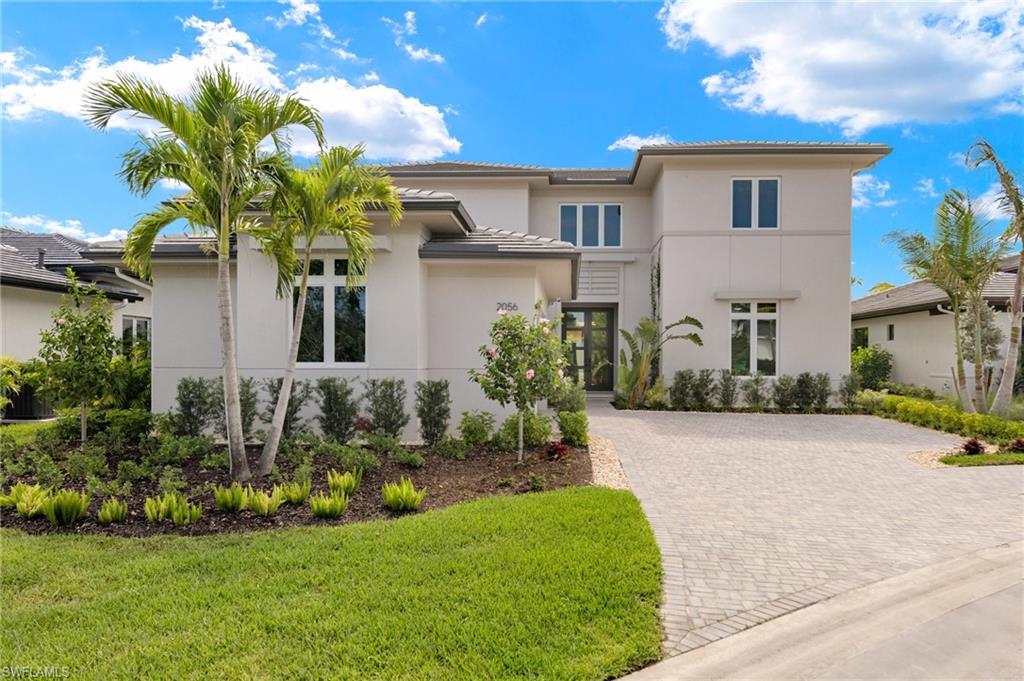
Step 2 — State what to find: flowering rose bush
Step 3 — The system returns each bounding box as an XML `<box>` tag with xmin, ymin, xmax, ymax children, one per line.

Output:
<box><xmin>470</xmin><ymin>303</ymin><xmax>569</xmax><ymax>460</ymax></box>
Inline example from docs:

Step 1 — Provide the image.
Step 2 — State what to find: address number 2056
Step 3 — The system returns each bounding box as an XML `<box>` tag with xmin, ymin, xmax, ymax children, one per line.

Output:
<box><xmin>496</xmin><ymin>302</ymin><xmax>519</xmax><ymax>312</ymax></box>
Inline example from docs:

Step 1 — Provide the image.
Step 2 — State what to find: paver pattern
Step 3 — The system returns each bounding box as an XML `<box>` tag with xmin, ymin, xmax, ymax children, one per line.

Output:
<box><xmin>589</xmin><ymin>404</ymin><xmax>1024</xmax><ymax>656</ymax></box>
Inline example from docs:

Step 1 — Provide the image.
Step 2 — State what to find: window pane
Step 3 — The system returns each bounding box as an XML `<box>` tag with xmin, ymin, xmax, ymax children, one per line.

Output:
<box><xmin>122</xmin><ymin>318</ymin><xmax>134</xmax><ymax>352</ymax></box>
<box><xmin>582</xmin><ymin>205</ymin><xmax>599</xmax><ymax>246</ymax></box>
<box><xmin>564</xmin><ymin>311</ymin><xmax>584</xmax><ymax>329</ymax></box>
<box><xmin>756</xmin><ymin>319</ymin><xmax>777</xmax><ymax>375</ymax></box>
<box><xmin>136</xmin><ymin>319</ymin><xmax>150</xmax><ymax>341</ymax></box>
<box><xmin>731</xmin><ymin>302</ymin><xmax>751</xmax><ymax>314</ymax></box>
<box><xmin>758</xmin><ymin>179</ymin><xmax>778</xmax><ymax>228</ymax></box>
<box><xmin>852</xmin><ymin>327</ymin><xmax>869</xmax><ymax>350</ymax></box>
<box><xmin>887</xmin><ymin>324</ymin><xmax>895</xmax><ymax>341</ymax></box>
<box><xmin>604</xmin><ymin>205</ymin><xmax>622</xmax><ymax>246</ymax></box>
<box><xmin>559</xmin><ymin>205</ymin><xmax>577</xmax><ymax>245</ymax></box>
<box><xmin>732</xmin><ymin>180</ymin><xmax>753</xmax><ymax>228</ymax></box>
<box><xmin>590</xmin><ymin>311</ymin><xmax>608</xmax><ymax>328</ymax></box>
<box><xmin>296</xmin><ymin>287</ymin><xmax>324</xmax><ymax>362</ymax></box>
<box><xmin>334</xmin><ymin>259</ymin><xmax>348</xmax><ymax>276</ymax></box>
<box><xmin>334</xmin><ymin>286</ymin><xmax>366</xmax><ymax>362</ymax></box>
<box><xmin>306</xmin><ymin>259</ymin><xmax>324</xmax><ymax>276</ymax></box>
<box><xmin>757</xmin><ymin>302</ymin><xmax>777</xmax><ymax>314</ymax></box>
<box><xmin>731</xmin><ymin>319</ymin><xmax>751</xmax><ymax>375</ymax></box>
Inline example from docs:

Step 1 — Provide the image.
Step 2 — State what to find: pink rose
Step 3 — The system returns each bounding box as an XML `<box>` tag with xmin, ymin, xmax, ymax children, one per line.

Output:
<box><xmin>488</xmin><ymin>346</ymin><xmax>497</xmax><ymax>358</ymax></box>
<box><xmin>497</xmin><ymin>309</ymin><xmax>507</xmax><ymax>316</ymax></box>
<box><xmin>557</xmin><ymin>369</ymin><xmax>564</xmax><ymax>378</ymax></box>
<box><xmin>525</xmin><ymin>369</ymin><xmax>535</xmax><ymax>380</ymax></box>
<box><xmin>57</xmin><ymin>318</ymin><xmax>66</xmax><ymax>326</ymax></box>
<box><xmin>542</xmin><ymin>327</ymin><xmax>551</xmax><ymax>335</ymax></box>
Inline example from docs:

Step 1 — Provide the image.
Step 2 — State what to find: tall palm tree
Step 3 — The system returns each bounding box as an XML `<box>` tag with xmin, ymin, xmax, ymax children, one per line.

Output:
<box><xmin>967</xmin><ymin>140</ymin><xmax>1023</xmax><ymax>416</ymax></box>
<box><xmin>84</xmin><ymin>65</ymin><xmax>324</xmax><ymax>481</ymax></box>
<box><xmin>256</xmin><ymin>146</ymin><xmax>403</xmax><ymax>477</ymax></box>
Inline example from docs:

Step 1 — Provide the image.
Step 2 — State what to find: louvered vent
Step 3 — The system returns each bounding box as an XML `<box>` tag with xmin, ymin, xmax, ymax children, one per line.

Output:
<box><xmin>578</xmin><ymin>265</ymin><xmax>620</xmax><ymax>297</ymax></box>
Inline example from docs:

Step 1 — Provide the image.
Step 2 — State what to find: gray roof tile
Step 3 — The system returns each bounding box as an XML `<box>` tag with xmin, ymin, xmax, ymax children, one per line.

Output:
<box><xmin>852</xmin><ymin>271</ymin><xmax>1019</xmax><ymax>319</ymax></box>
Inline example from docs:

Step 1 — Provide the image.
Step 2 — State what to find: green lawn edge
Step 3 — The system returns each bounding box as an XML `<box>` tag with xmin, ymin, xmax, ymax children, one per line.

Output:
<box><xmin>1</xmin><ymin>486</ymin><xmax>663</xmax><ymax>680</ymax></box>
<box><xmin>938</xmin><ymin>452</ymin><xmax>1024</xmax><ymax>467</ymax></box>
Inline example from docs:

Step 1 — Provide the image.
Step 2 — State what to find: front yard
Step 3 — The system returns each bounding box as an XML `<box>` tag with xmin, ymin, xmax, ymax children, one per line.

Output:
<box><xmin>1</xmin><ymin>486</ymin><xmax>662</xmax><ymax>679</ymax></box>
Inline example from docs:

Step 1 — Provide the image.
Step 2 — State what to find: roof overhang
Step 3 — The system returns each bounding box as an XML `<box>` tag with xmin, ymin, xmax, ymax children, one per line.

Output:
<box><xmin>0</xmin><ymin>275</ymin><xmax>143</xmax><ymax>301</ymax></box>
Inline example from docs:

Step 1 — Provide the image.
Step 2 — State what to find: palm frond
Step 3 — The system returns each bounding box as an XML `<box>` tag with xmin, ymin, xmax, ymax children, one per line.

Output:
<box><xmin>123</xmin><ymin>203</ymin><xmax>191</xmax><ymax>279</ymax></box>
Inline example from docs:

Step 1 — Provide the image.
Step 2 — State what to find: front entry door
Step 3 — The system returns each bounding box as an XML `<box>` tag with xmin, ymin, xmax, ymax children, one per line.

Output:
<box><xmin>562</xmin><ymin>307</ymin><xmax>614</xmax><ymax>391</ymax></box>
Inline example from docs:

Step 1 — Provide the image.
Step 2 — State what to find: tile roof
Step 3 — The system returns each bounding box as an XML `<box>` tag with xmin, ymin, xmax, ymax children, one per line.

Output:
<box><xmin>0</xmin><ymin>229</ymin><xmax>91</xmax><ymax>265</ymax></box>
<box><xmin>0</xmin><ymin>245</ymin><xmax>140</xmax><ymax>300</ymax></box>
<box><xmin>852</xmin><ymin>271</ymin><xmax>1019</xmax><ymax>319</ymax></box>
<box><xmin>420</xmin><ymin>226</ymin><xmax>577</xmax><ymax>257</ymax></box>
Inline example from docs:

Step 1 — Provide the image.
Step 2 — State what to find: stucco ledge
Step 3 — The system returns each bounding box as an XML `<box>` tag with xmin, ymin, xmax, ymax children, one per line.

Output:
<box><xmin>714</xmin><ymin>290</ymin><xmax>801</xmax><ymax>301</ymax></box>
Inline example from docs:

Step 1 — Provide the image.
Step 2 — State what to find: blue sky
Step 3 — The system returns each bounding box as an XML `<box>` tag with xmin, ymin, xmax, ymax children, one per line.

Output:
<box><xmin>2</xmin><ymin>1</ymin><xmax>1020</xmax><ymax>297</ymax></box>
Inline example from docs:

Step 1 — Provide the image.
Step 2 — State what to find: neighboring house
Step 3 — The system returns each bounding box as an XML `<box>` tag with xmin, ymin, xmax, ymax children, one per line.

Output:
<box><xmin>85</xmin><ymin>141</ymin><xmax>888</xmax><ymax>438</ymax></box>
<box><xmin>851</xmin><ymin>255</ymin><xmax>1020</xmax><ymax>393</ymax></box>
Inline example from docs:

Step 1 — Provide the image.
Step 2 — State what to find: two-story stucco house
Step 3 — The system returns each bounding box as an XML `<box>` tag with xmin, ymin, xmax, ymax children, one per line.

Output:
<box><xmin>84</xmin><ymin>141</ymin><xmax>889</xmax><ymax>439</ymax></box>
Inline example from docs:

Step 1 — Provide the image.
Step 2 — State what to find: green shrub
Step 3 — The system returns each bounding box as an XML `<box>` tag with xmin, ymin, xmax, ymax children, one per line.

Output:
<box><xmin>557</xmin><ymin>411</ymin><xmax>589</xmax><ymax>446</ymax></box>
<box><xmin>851</xmin><ymin>344</ymin><xmax>893</xmax><ymax>390</ymax></box>
<box><xmin>642</xmin><ymin>378</ymin><xmax>671</xmax><ymax>410</ymax></box>
<box><xmin>170</xmin><ymin>499</ymin><xmax>203</xmax><ymax>527</ymax></box>
<box><xmin>64</xmin><ymin>445</ymin><xmax>109</xmax><ymax>480</ymax></box>
<box><xmin>116</xmin><ymin>459</ymin><xmax>152</xmax><ymax>483</ymax></box>
<box><xmin>1</xmin><ymin>482</ymin><xmax>48</xmax><ymax>518</ymax></box>
<box><xmin>104</xmin><ymin>408</ymin><xmax>153</xmax><ymax>445</ymax></box>
<box><xmin>262</xmin><ymin>378</ymin><xmax>312</xmax><ymax>437</ymax></box>
<box><xmin>458</xmin><ymin>411</ymin><xmax>495</xmax><ymax>448</ymax></box>
<box><xmin>812</xmin><ymin>373</ymin><xmax>832</xmax><ymax>412</ymax></box>
<box><xmin>415</xmin><ymin>379</ymin><xmax>451</xmax><ymax>446</ymax></box>
<box><xmin>169</xmin><ymin>377</ymin><xmax>219</xmax><ymax>436</ymax></box>
<box><xmin>878</xmin><ymin>381</ymin><xmax>937</xmax><ymax>400</ymax></box>
<box><xmin>104</xmin><ymin>346</ymin><xmax>151</xmax><ymax>410</ymax></box>
<box><xmin>793</xmin><ymin>373</ymin><xmax>816</xmax><ymax>412</ymax></box>
<box><xmin>157</xmin><ymin>466</ymin><xmax>187</xmax><ymax>495</ymax></box>
<box><xmin>434</xmin><ymin>435</ymin><xmax>467</xmax><ymax>460</ymax></box>
<box><xmin>493</xmin><ymin>413</ymin><xmax>553</xmax><ymax>452</ymax></box>
<box><xmin>199</xmin><ymin>449</ymin><xmax>229</xmax><ymax>471</ymax></box>
<box><xmin>315</xmin><ymin>377</ymin><xmax>360</xmax><ymax>444</ymax></box>
<box><xmin>245</xmin><ymin>486</ymin><xmax>285</xmax><ymax>516</ymax></box>
<box><xmin>309</xmin><ymin>492</ymin><xmax>348</xmax><ymax>519</ymax></box>
<box><xmin>97</xmin><ymin>497</ymin><xmax>128</xmax><ymax>525</ymax></box>
<box><xmin>364</xmin><ymin>378</ymin><xmax>409</xmax><ymax>437</ymax></box>
<box><xmin>772</xmin><ymin>375</ymin><xmax>798</xmax><ymax>412</ymax></box>
<box><xmin>316</xmin><ymin>441</ymin><xmax>379</xmax><ymax>474</ymax></box>
<box><xmin>85</xmin><ymin>476</ymin><xmax>131</xmax><ymax>499</ymax></box>
<box><xmin>717</xmin><ymin>369</ymin><xmax>738</xmax><ymax>409</ymax></box>
<box><xmin>740</xmin><ymin>373</ymin><xmax>768</xmax><ymax>411</ymax></box>
<box><xmin>280</xmin><ymin>479</ymin><xmax>311</xmax><ymax>505</ymax></box>
<box><xmin>41</xmin><ymin>489</ymin><xmax>90</xmax><ymax>526</ymax></box>
<box><xmin>395</xmin><ymin>447</ymin><xmax>425</xmax><ymax>468</ymax></box>
<box><xmin>365</xmin><ymin>430</ymin><xmax>401</xmax><ymax>455</ymax></box>
<box><xmin>381</xmin><ymin>477</ymin><xmax>425</xmax><ymax>513</ymax></box>
<box><xmin>670</xmin><ymin>369</ymin><xmax>695</xmax><ymax>410</ymax></box>
<box><xmin>213</xmin><ymin>483</ymin><xmax>246</xmax><ymax>512</ymax></box>
<box><xmin>145</xmin><ymin>435</ymin><xmax>214</xmax><ymax>469</ymax></box>
<box><xmin>692</xmin><ymin>369</ymin><xmax>715</xmax><ymax>410</ymax></box>
<box><xmin>858</xmin><ymin>392</ymin><xmax>1024</xmax><ymax>444</ymax></box>
<box><xmin>548</xmin><ymin>380</ymin><xmax>586</xmax><ymax>413</ymax></box>
<box><xmin>327</xmin><ymin>468</ymin><xmax>362</xmax><ymax>498</ymax></box>
<box><xmin>212</xmin><ymin>376</ymin><xmax>259</xmax><ymax>438</ymax></box>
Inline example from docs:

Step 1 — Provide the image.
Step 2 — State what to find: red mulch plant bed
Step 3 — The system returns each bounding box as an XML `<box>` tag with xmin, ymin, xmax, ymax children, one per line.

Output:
<box><xmin>3</xmin><ymin>442</ymin><xmax>593</xmax><ymax>537</ymax></box>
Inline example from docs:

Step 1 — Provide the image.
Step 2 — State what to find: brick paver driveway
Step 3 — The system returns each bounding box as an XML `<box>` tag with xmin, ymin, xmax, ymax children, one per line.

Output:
<box><xmin>589</xmin><ymin>404</ymin><xmax>1024</xmax><ymax>656</ymax></box>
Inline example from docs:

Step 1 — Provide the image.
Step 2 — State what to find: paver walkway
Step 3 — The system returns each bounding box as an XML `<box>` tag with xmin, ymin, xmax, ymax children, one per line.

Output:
<box><xmin>588</xmin><ymin>403</ymin><xmax>1024</xmax><ymax>656</ymax></box>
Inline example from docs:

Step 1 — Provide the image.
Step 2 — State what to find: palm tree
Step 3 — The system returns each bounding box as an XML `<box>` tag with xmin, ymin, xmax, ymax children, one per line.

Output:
<box><xmin>868</xmin><ymin>282</ymin><xmax>895</xmax><ymax>294</ymax></box>
<box><xmin>967</xmin><ymin>140</ymin><xmax>1023</xmax><ymax>416</ymax></box>
<box><xmin>84</xmin><ymin>66</ymin><xmax>324</xmax><ymax>481</ymax></box>
<box><xmin>256</xmin><ymin>146</ymin><xmax>403</xmax><ymax>477</ymax></box>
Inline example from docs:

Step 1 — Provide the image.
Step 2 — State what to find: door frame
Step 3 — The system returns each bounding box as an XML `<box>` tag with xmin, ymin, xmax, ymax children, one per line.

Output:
<box><xmin>561</xmin><ymin>304</ymin><xmax>617</xmax><ymax>391</ymax></box>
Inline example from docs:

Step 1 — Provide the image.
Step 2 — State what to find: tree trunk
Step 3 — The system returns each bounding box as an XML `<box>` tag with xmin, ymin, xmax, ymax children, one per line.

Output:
<box><xmin>517</xmin><ymin>411</ymin><xmax>524</xmax><ymax>463</ymax></box>
<box><xmin>258</xmin><ymin>248</ymin><xmax>311</xmax><ymax>477</ymax></box>
<box><xmin>972</xmin><ymin>297</ymin><xmax>987</xmax><ymax>413</ymax></box>
<box><xmin>217</xmin><ymin>231</ymin><xmax>251</xmax><ymax>482</ymax></box>
<box><xmin>80</xmin><ymin>400</ymin><xmax>87</xmax><ymax>445</ymax></box>
<box><xmin>991</xmin><ymin>251</ymin><xmax>1023</xmax><ymax>416</ymax></box>
<box><xmin>952</xmin><ymin>307</ymin><xmax>976</xmax><ymax>413</ymax></box>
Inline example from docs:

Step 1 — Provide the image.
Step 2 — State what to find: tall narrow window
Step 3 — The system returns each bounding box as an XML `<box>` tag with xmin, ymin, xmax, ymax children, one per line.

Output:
<box><xmin>559</xmin><ymin>205</ymin><xmax>577</xmax><ymax>245</ymax></box>
<box><xmin>732</xmin><ymin>180</ymin><xmax>753</xmax><ymax>229</ymax></box>
<box><xmin>730</xmin><ymin>302</ymin><xmax>779</xmax><ymax>376</ymax></box>
<box><xmin>295</xmin><ymin>287</ymin><xmax>324</xmax><ymax>362</ymax></box>
<box><xmin>334</xmin><ymin>286</ymin><xmax>366</xmax><ymax>362</ymax></box>
<box><xmin>887</xmin><ymin>324</ymin><xmax>895</xmax><ymax>341</ymax></box>
<box><xmin>758</xmin><ymin>179</ymin><xmax>779</xmax><ymax>228</ymax></box>
<box><xmin>604</xmin><ymin>205</ymin><xmax>622</xmax><ymax>247</ymax></box>
<box><xmin>581</xmin><ymin>205</ymin><xmax>600</xmax><ymax>246</ymax></box>
<box><xmin>295</xmin><ymin>257</ymin><xmax>366</xmax><ymax>364</ymax></box>
<box><xmin>732</xmin><ymin>178</ymin><xmax>780</xmax><ymax>229</ymax></box>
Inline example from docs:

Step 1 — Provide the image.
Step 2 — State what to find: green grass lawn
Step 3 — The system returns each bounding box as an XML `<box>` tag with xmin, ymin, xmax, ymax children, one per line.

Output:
<box><xmin>0</xmin><ymin>420</ymin><xmax>53</xmax><ymax>446</ymax></box>
<box><xmin>0</xmin><ymin>486</ymin><xmax>662</xmax><ymax>680</ymax></box>
<box><xmin>939</xmin><ymin>452</ymin><xmax>1024</xmax><ymax>467</ymax></box>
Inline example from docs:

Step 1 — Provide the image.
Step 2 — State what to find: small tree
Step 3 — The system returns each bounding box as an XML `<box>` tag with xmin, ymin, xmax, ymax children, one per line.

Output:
<box><xmin>37</xmin><ymin>271</ymin><xmax>117</xmax><ymax>444</ymax></box>
<box><xmin>471</xmin><ymin>305</ymin><xmax>568</xmax><ymax>462</ymax></box>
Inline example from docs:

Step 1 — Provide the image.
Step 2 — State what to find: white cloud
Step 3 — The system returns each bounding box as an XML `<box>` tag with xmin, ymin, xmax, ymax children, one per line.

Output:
<box><xmin>159</xmin><ymin>178</ymin><xmax>189</xmax><ymax>191</ymax></box>
<box><xmin>976</xmin><ymin>182</ymin><xmax>1013</xmax><ymax>221</ymax></box>
<box><xmin>852</xmin><ymin>174</ymin><xmax>892</xmax><ymax>209</ymax></box>
<box><xmin>475</xmin><ymin>13</ymin><xmax>488</xmax><ymax>29</ymax></box>
<box><xmin>2</xmin><ymin>212</ymin><xmax>127</xmax><ymax>242</ymax></box>
<box><xmin>291</xmin><ymin>77</ymin><xmax>461</xmax><ymax>160</ymax></box>
<box><xmin>211</xmin><ymin>0</ymin><xmax>225</xmax><ymax>9</ymax></box>
<box><xmin>1</xmin><ymin>16</ymin><xmax>460</xmax><ymax>161</ymax></box>
<box><xmin>334</xmin><ymin>46</ymin><xmax>359</xmax><ymax>61</ymax></box>
<box><xmin>287</xmin><ymin>63</ymin><xmax>319</xmax><ymax>77</ymax></box>
<box><xmin>360</xmin><ymin>71</ymin><xmax>380</xmax><ymax>84</ymax></box>
<box><xmin>267</xmin><ymin>0</ymin><xmax>334</xmax><ymax>40</ymax></box>
<box><xmin>608</xmin><ymin>133</ymin><xmax>673</xmax><ymax>151</ymax></box>
<box><xmin>658</xmin><ymin>1</ymin><xmax>1024</xmax><ymax>136</ymax></box>
<box><xmin>914</xmin><ymin>178</ymin><xmax>939</xmax><ymax>199</ymax></box>
<box><xmin>383</xmin><ymin>11</ymin><xmax>445</xmax><ymax>64</ymax></box>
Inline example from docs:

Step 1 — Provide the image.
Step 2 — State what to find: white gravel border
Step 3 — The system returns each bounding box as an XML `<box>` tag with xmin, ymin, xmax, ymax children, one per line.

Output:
<box><xmin>589</xmin><ymin>434</ymin><xmax>631</xmax><ymax>490</ymax></box>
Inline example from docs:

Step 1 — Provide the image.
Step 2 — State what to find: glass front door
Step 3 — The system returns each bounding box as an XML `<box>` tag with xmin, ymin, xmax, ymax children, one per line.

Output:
<box><xmin>562</xmin><ymin>307</ymin><xmax>614</xmax><ymax>391</ymax></box>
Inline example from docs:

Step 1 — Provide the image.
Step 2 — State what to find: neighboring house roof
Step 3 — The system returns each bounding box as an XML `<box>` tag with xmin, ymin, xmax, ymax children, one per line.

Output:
<box><xmin>0</xmin><ymin>245</ymin><xmax>141</xmax><ymax>300</ymax></box>
<box><xmin>999</xmin><ymin>253</ymin><xmax>1020</xmax><ymax>273</ymax></box>
<box><xmin>0</xmin><ymin>228</ymin><xmax>91</xmax><ymax>265</ymax></box>
<box><xmin>852</xmin><ymin>272</ymin><xmax>1019</xmax><ymax>320</ymax></box>
<box><xmin>420</xmin><ymin>226</ymin><xmax>580</xmax><ymax>298</ymax></box>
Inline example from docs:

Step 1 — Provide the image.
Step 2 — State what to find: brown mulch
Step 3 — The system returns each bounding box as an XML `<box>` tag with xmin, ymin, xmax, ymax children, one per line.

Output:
<box><xmin>2</xmin><ymin>443</ymin><xmax>592</xmax><ymax>537</ymax></box>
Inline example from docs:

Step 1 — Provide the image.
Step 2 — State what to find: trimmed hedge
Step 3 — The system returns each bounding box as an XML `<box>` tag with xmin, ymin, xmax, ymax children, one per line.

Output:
<box><xmin>858</xmin><ymin>390</ymin><xmax>1024</xmax><ymax>444</ymax></box>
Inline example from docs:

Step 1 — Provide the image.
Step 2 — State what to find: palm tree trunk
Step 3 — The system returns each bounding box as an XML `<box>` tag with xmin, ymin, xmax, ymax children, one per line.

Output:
<box><xmin>991</xmin><ymin>252</ymin><xmax>1023</xmax><ymax>415</ymax></box>
<box><xmin>972</xmin><ymin>297</ymin><xmax>987</xmax><ymax>413</ymax></box>
<box><xmin>258</xmin><ymin>247</ymin><xmax>311</xmax><ymax>477</ymax></box>
<box><xmin>952</xmin><ymin>307</ymin><xmax>976</xmax><ymax>413</ymax></box>
<box><xmin>217</xmin><ymin>222</ymin><xmax>251</xmax><ymax>482</ymax></box>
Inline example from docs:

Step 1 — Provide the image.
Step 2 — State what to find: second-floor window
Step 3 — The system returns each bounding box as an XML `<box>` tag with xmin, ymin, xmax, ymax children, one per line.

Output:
<box><xmin>559</xmin><ymin>203</ymin><xmax>622</xmax><ymax>247</ymax></box>
<box><xmin>295</xmin><ymin>258</ymin><xmax>366</xmax><ymax>364</ymax></box>
<box><xmin>732</xmin><ymin>178</ymin><xmax>779</xmax><ymax>229</ymax></box>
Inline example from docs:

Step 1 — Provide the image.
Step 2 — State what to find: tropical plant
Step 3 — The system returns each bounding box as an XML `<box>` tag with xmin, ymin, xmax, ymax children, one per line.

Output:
<box><xmin>326</xmin><ymin>468</ymin><xmax>362</xmax><ymax>498</ymax></box>
<box><xmin>740</xmin><ymin>372</ymin><xmax>768</xmax><ymax>411</ymax></box>
<box><xmin>471</xmin><ymin>305</ymin><xmax>568</xmax><ymax>461</ymax></box>
<box><xmin>103</xmin><ymin>342</ymin><xmax>151</xmax><ymax>409</ymax></box>
<box><xmin>493</xmin><ymin>413</ymin><xmax>553</xmax><ymax>452</ymax></box>
<box><xmin>966</xmin><ymin>140</ymin><xmax>1023</xmax><ymax>416</ymax></box>
<box><xmin>36</xmin><ymin>271</ymin><xmax>117</xmax><ymax>444</ymax></box>
<box><xmin>244</xmin><ymin>486</ymin><xmax>285</xmax><ymax>517</ymax></box>
<box><xmin>261</xmin><ymin>377</ymin><xmax>311</xmax><ymax>439</ymax></box>
<box><xmin>85</xmin><ymin>65</ymin><xmax>324</xmax><ymax>481</ymax></box>
<box><xmin>415</xmin><ymin>379</ymin><xmax>451</xmax><ymax>446</ymax></box>
<box><xmin>0</xmin><ymin>356</ymin><xmax>23</xmax><ymax>414</ymax></box>
<box><xmin>381</xmin><ymin>477</ymin><xmax>425</xmax><ymax>513</ymax></box>
<box><xmin>433</xmin><ymin>435</ymin><xmax>468</xmax><ymax>460</ymax></box>
<box><xmin>868</xmin><ymin>282</ymin><xmax>895</xmax><ymax>294</ymax></box>
<box><xmin>363</xmin><ymin>378</ymin><xmax>410</xmax><ymax>439</ymax></box>
<box><xmin>850</xmin><ymin>344</ymin><xmax>893</xmax><ymax>391</ymax></box>
<box><xmin>616</xmin><ymin>316</ymin><xmax>703</xmax><ymax>410</ymax></box>
<box><xmin>314</xmin><ymin>377</ymin><xmax>360</xmax><ymax>444</ymax></box>
<box><xmin>213</xmin><ymin>482</ymin><xmax>246</xmax><ymax>512</ymax></box>
<box><xmin>143</xmin><ymin>492</ymin><xmax>199</xmax><ymax>525</ymax></box>
<box><xmin>548</xmin><ymin>379</ymin><xmax>586</xmax><ymax>413</ymax></box>
<box><xmin>557</xmin><ymin>411</ymin><xmax>588</xmax><ymax>446</ymax></box>
<box><xmin>1</xmin><ymin>482</ymin><xmax>47</xmax><ymax>514</ymax></box>
<box><xmin>169</xmin><ymin>377</ymin><xmax>220</xmax><ymax>437</ymax></box>
<box><xmin>309</xmin><ymin>492</ymin><xmax>348</xmax><ymax>519</ymax></box>
<box><xmin>394</xmin><ymin>447</ymin><xmax>425</xmax><ymax>468</ymax></box>
<box><xmin>961</xmin><ymin>438</ymin><xmax>984</xmax><ymax>455</ymax></box>
<box><xmin>316</xmin><ymin>441</ymin><xmax>379</xmax><ymax>474</ymax></box>
<box><xmin>279</xmin><ymin>478</ymin><xmax>311</xmax><ymax>505</ymax></box>
<box><xmin>716</xmin><ymin>369</ymin><xmax>738</xmax><ymax>409</ymax></box>
<box><xmin>211</xmin><ymin>376</ymin><xmax>260</xmax><ymax>438</ymax></box>
<box><xmin>257</xmin><ymin>146</ymin><xmax>402</xmax><ymax>476</ymax></box>
<box><xmin>771</xmin><ymin>375</ymin><xmax>798</xmax><ymax>412</ymax></box>
<box><xmin>97</xmin><ymin>497</ymin><xmax>128</xmax><ymax>525</ymax></box>
<box><xmin>41</xmin><ymin>490</ymin><xmax>90</xmax><ymax>526</ymax></box>
<box><xmin>960</xmin><ymin>299</ymin><xmax>1005</xmax><ymax>366</ymax></box>
<box><xmin>457</xmin><ymin>411</ymin><xmax>495</xmax><ymax>448</ymax></box>
<box><xmin>811</xmin><ymin>373</ymin><xmax>832</xmax><ymax>412</ymax></box>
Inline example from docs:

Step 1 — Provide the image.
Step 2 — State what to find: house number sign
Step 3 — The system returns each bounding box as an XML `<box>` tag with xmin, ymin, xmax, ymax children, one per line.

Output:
<box><xmin>496</xmin><ymin>302</ymin><xmax>519</xmax><ymax>312</ymax></box>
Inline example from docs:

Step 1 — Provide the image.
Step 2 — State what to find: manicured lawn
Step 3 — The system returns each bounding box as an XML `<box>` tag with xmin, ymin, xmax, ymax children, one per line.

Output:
<box><xmin>0</xmin><ymin>486</ymin><xmax>662</xmax><ymax>679</ymax></box>
<box><xmin>939</xmin><ymin>452</ymin><xmax>1024</xmax><ymax>467</ymax></box>
<box><xmin>0</xmin><ymin>420</ymin><xmax>53</xmax><ymax>447</ymax></box>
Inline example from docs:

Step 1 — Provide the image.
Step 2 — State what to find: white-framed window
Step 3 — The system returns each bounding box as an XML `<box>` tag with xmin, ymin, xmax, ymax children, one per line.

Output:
<box><xmin>559</xmin><ymin>203</ymin><xmax>623</xmax><ymax>247</ymax></box>
<box><xmin>731</xmin><ymin>178</ymin><xmax>780</xmax><ymax>229</ymax></box>
<box><xmin>730</xmin><ymin>302</ymin><xmax>778</xmax><ymax>376</ymax></box>
<box><xmin>294</xmin><ymin>257</ymin><xmax>366</xmax><ymax>364</ymax></box>
<box><xmin>121</xmin><ymin>315</ymin><xmax>151</xmax><ymax>355</ymax></box>
<box><xmin>887</xmin><ymin>323</ymin><xmax>895</xmax><ymax>341</ymax></box>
